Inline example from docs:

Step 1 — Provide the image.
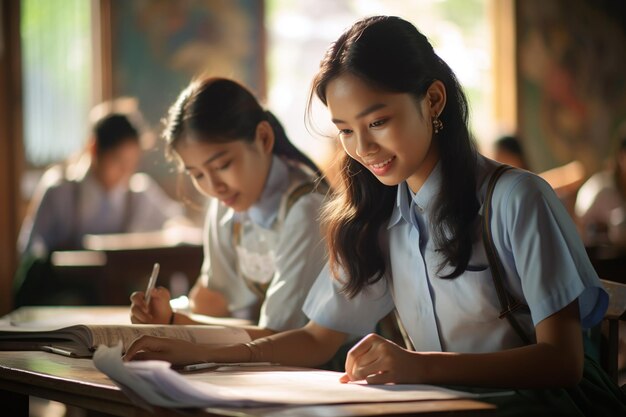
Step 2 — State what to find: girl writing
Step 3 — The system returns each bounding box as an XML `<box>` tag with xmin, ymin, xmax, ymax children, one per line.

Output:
<box><xmin>130</xmin><ymin>77</ymin><xmax>328</xmax><ymax>337</ymax></box>
<box><xmin>125</xmin><ymin>17</ymin><xmax>624</xmax><ymax>414</ymax></box>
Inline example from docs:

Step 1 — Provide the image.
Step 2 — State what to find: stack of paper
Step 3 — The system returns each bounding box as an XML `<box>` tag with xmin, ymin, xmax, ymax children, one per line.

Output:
<box><xmin>93</xmin><ymin>344</ymin><xmax>484</xmax><ymax>409</ymax></box>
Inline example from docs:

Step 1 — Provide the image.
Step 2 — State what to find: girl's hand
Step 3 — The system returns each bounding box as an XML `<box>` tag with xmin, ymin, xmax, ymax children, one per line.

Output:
<box><xmin>130</xmin><ymin>287</ymin><xmax>173</xmax><ymax>324</ymax></box>
<box><xmin>340</xmin><ymin>333</ymin><xmax>424</xmax><ymax>384</ymax></box>
<box><xmin>123</xmin><ymin>335</ymin><xmax>209</xmax><ymax>365</ymax></box>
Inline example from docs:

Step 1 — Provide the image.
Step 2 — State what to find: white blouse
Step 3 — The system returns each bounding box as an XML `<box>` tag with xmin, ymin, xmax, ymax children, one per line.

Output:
<box><xmin>199</xmin><ymin>156</ymin><xmax>327</xmax><ymax>331</ymax></box>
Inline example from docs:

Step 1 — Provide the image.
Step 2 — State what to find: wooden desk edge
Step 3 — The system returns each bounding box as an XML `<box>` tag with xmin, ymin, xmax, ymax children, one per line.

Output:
<box><xmin>204</xmin><ymin>399</ymin><xmax>495</xmax><ymax>417</ymax></box>
<box><xmin>0</xmin><ymin>352</ymin><xmax>495</xmax><ymax>416</ymax></box>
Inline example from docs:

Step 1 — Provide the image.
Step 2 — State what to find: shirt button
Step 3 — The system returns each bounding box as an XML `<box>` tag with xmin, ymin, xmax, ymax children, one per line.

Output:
<box><xmin>415</xmin><ymin>205</ymin><xmax>424</xmax><ymax>213</ymax></box>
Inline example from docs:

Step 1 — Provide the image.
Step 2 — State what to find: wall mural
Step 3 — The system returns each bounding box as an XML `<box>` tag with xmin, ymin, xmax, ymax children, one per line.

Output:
<box><xmin>111</xmin><ymin>0</ymin><xmax>264</xmax><ymax>129</ymax></box>
<box><xmin>109</xmin><ymin>0</ymin><xmax>264</xmax><ymax>215</ymax></box>
<box><xmin>517</xmin><ymin>0</ymin><xmax>626</xmax><ymax>174</ymax></box>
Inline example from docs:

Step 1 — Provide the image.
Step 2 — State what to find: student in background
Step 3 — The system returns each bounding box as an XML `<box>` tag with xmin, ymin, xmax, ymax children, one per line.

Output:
<box><xmin>124</xmin><ymin>17</ymin><xmax>625</xmax><ymax>415</ymax></box>
<box><xmin>493</xmin><ymin>135</ymin><xmax>529</xmax><ymax>170</ymax></box>
<box><xmin>18</xmin><ymin>110</ymin><xmax>183</xmax><ymax>256</ymax></box>
<box><xmin>15</xmin><ymin>108</ymin><xmax>183</xmax><ymax>306</ymax></box>
<box><xmin>576</xmin><ymin>136</ymin><xmax>626</xmax><ymax>247</ymax></box>
<box><xmin>575</xmin><ymin>134</ymin><xmax>626</xmax><ymax>394</ymax></box>
<box><xmin>492</xmin><ymin>134</ymin><xmax>585</xmax><ymax>217</ymax></box>
<box><xmin>129</xmin><ymin>77</ymin><xmax>328</xmax><ymax>337</ymax></box>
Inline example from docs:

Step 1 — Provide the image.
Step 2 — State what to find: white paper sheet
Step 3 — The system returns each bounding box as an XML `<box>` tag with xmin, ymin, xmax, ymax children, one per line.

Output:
<box><xmin>4</xmin><ymin>306</ymin><xmax>132</xmax><ymax>328</ymax></box>
<box><xmin>93</xmin><ymin>344</ymin><xmax>493</xmax><ymax>409</ymax></box>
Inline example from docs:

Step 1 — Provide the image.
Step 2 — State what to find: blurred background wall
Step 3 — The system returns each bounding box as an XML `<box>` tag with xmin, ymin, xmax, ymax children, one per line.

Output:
<box><xmin>517</xmin><ymin>0</ymin><xmax>626</xmax><ymax>174</ymax></box>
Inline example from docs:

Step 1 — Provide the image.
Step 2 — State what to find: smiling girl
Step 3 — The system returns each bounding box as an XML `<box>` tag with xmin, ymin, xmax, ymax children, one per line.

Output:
<box><xmin>124</xmin><ymin>17</ymin><xmax>625</xmax><ymax>415</ymax></box>
<box><xmin>129</xmin><ymin>77</ymin><xmax>328</xmax><ymax>337</ymax></box>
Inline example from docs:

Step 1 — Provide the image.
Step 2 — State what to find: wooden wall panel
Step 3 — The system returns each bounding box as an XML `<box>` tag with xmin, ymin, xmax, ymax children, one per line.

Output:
<box><xmin>0</xmin><ymin>0</ymin><xmax>22</xmax><ymax>315</ymax></box>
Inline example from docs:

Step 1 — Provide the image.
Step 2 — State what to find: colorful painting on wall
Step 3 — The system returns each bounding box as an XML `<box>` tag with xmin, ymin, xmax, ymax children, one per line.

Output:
<box><xmin>517</xmin><ymin>0</ymin><xmax>626</xmax><ymax>174</ymax></box>
<box><xmin>108</xmin><ymin>0</ymin><xmax>265</xmax><ymax>213</ymax></box>
<box><xmin>110</xmin><ymin>0</ymin><xmax>265</xmax><ymax>129</ymax></box>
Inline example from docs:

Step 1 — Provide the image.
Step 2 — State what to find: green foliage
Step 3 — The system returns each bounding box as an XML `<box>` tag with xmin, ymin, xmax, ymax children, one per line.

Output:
<box><xmin>437</xmin><ymin>0</ymin><xmax>484</xmax><ymax>33</ymax></box>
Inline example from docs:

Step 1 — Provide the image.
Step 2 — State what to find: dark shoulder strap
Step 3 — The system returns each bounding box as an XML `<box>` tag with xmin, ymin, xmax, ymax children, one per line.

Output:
<box><xmin>285</xmin><ymin>182</ymin><xmax>318</xmax><ymax>212</ymax></box>
<box><xmin>286</xmin><ymin>181</ymin><xmax>326</xmax><ymax>211</ymax></box>
<box><xmin>231</xmin><ymin>178</ymin><xmax>327</xmax><ymax>303</ymax></box>
<box><xmin>232</xmin><ymin>179</ymin><xmax>326</xmax><ymax>246</ymax></box>
<box><xmin>482</xmin><ymin>165</ymin><xmax>531</xmax><ymax>345</ymax></box>
<box><xmin>231</xmin><ymin>220</ymin><xmax>269</xmax><ymax>301</ymax></box>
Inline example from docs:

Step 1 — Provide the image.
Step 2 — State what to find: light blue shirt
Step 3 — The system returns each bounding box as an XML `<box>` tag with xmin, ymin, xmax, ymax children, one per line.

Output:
<box><xmin>303</xmin><ymin>155</ymin><xmax>608</xmax><ymax>353</ymax></box>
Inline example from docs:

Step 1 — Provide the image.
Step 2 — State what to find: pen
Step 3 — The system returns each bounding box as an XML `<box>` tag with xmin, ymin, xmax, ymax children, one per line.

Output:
<box><xmin>41</xmin><ymin>345</ymin><xmax>76</xmax><ymax>357</ymax></box>
<box><xmin>182</xmin><ymin>362</ymin><xmax>274</xmax><ymax>372</ymax></box>
<box><xmin>144</xmin><ymin>262</ymin><xmax>160</xmax><ymax>305</ymax></box>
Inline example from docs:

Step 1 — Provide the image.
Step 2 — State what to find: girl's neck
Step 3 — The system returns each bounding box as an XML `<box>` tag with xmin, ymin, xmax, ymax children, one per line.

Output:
<box><xmin>406</xmin><ymin>145</ymin><xmax>440</xmax><ymax>194</ymax></box>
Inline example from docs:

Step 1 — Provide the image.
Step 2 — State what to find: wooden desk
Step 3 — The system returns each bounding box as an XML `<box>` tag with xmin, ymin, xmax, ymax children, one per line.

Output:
<box><xmin>49</xmin><ymin>244</ymin><xmax>203</xmax><ymax>306</ymax></box>
<box><xmin>586</xmin><ymin>245</ymin><xmax>626</xmax><ymax>284</ymax></box>
<box><xmin>0</xmin><ymin>351</ymin><xmax>495</xmax><ymax>417</ymax></box>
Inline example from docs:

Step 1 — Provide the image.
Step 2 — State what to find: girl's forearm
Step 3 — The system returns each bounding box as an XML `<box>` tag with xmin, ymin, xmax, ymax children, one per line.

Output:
<box><xmin>189</xmin><ymin>284</ymin><xmax>230</xmax><ymax>317</ymax></box>
<box><xmin>210</xmin><ymin>323</ymin><xmax>347</xmax><ymax>368</ymax></box>
<box><xmin>416</xmin><ymin>300</ymin><xmax>584</xmax><ymax>388</ymax></box>
<box><xmin>420</xmin><ymin>342</ymin><xmax>583</xmax><ymax>389</ymax></box>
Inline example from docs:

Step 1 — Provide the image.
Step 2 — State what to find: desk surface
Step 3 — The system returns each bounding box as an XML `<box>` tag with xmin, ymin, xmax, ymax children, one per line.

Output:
<box><xmin>0</xmin><ymin>351</ymin><xmax>495</xmax><ymax>417</ymax></box>
<box><xmin>586</xmin><ymin>245</ymin><xmax>626</xmax><ymax>284</ymax></box>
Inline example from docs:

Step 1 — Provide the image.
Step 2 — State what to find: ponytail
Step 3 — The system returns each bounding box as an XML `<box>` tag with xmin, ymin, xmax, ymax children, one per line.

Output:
<box><xmin>265</xmin><ymin>111</ymin><xmax>320</xmax><ymax>177</ymax></box>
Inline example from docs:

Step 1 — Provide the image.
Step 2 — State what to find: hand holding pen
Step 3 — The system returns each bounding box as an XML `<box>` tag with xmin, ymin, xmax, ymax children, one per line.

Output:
<box><xmin>129</xmin><ymin>263</ymin><xmax>173</xmax><ymax>324</ymax></box>
<box><xmin>144</xmin><ymin>263</ymin><xmax>160</xmax><ymax>305</ymax></box>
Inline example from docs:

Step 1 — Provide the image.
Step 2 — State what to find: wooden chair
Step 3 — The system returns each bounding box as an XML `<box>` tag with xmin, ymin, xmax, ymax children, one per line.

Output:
<box><xmin>599</xmin><ymin>279</ymin><xmax>626</xmax><ymax>384</ymax></box>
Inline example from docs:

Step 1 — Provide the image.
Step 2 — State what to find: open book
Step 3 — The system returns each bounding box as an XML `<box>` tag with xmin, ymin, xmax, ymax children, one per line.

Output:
<box><xmin>0</xmin><ymin>324</ymin><xmax>250</xmax><ymax>358</ymax></box>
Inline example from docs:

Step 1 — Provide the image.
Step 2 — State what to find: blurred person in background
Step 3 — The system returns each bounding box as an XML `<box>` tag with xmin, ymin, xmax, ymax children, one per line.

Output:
<box><xmin>15</xmin><ymin>102</ymin><xmax>184</xmax><ymax>306</ymax></box>
<box><xmin>493</xmin><ymin>134</ymin><xmax>585</xmax><ymax>218</ymax></box>
<box><xmin>575</xmin><ymin>134</ymin><xmax>626</xmax><ymax>386</ymax></box>
<box><xmin>576</xmin><ymin>136</ymin><xmax>626</xmax><ymax>248</ymax></box>
<box><xmin>493</xmin><ymin>135</ymin><xmax>529</xmax><ymax>170</ymax></box>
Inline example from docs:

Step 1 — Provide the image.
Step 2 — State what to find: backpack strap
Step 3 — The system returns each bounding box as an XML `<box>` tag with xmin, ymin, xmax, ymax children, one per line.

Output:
<box><xmin>482</xmin><ymin>164</ymin><xmax>531</xmax><ymax>345</ymax></box>
<box><xmin>232</xmin><ymin>179</ymin><xmax>327</xmax><ymax>247</ymax></box>
<box><xmin>232</xmin><ymin>177</ymin><xmax>327</xmax><ymax>303</ymax></box>
<box><xmin>276</xmin><ymin>180</ymin><xmax>328</xmax><ymax>228</ymax></box>
<box><xmin>231</xmin><ymin>220</ymin><xmax>269</xmax><ymax>303</ymax></box>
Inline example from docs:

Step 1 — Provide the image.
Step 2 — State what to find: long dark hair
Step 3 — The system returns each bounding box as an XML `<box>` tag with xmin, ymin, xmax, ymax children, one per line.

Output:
<box><xmin>164</xmin><ymin>77</ymin><xmax>320</xmax><ymax>176</ymax></box>
<box><xmin>308</xmin><ymin>16</ymin><xmax>479</xmax><ymax>297</ymax></box>
<box><xmin>614</xmin><ymin>136</ymin><xmax>626</xmax><ymax>199</ymax></box>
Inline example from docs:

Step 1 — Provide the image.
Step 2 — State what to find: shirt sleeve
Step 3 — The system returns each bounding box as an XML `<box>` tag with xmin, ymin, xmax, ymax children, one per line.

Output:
<box><xmin>302</xmin><ymin>263</ymin><xmax>395</xmax><ymax>337</ymax></box>
<box><xmin>493</xmin><ymin>171</ymin><xmax>608</xmax><ymax>329</ymax></box>
<box><xmin>258</xmin><ymin>193</ymin><xmax>328</xmax><ymax>331</ymax></box>
<box><xmin>18</xmin><ymin>176</ymin><xmax>72</xmax><ymax>256</ymax></box>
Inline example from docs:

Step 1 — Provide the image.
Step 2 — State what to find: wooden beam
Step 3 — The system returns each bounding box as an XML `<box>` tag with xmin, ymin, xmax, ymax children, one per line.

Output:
<box><xmin>93</xmin><ymin>0</ymin><xmax>112</xmax><ymax>104</ymax></box>
<box><xmin>0</xmin><ymin>0</ymin><xmax>23</xmax><ymax>315</ymax></box>
<box><xmin>489</xmin><ymin>0</ymin><xmax>517</xmax><ymax>134</ymax></box>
